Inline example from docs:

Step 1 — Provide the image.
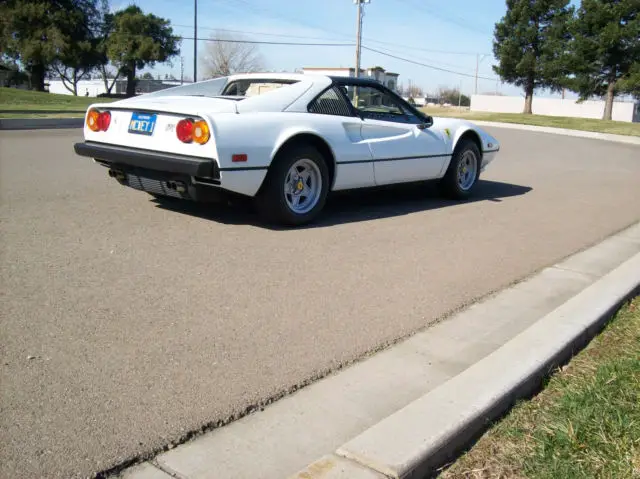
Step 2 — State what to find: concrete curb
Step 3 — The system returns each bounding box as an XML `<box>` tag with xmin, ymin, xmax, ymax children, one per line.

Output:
<box><xmin>472</xmin><ymin>120</ymin><xmax>640</xmax><ymax>146</ymax></box>
<box><xmin>0</xmin><ymin>118</ymin><xmax>83</xmax><ymax>130</ymax></box>
<box><xmin>295</xmin><ymin>252</ymin><xmax>639</xmax><ymax>479</ymax></box>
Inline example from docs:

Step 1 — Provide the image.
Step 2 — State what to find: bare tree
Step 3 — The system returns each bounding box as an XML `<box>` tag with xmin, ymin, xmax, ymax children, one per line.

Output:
<box><xmin>201</xmin><ymin>31</ymin><xmax>264</xmax><ymax>78</ymax></box>
<box><xmin>407</xmin><ymin>84</ymin><xmax>424</xmax><ymax>98</ymax></box>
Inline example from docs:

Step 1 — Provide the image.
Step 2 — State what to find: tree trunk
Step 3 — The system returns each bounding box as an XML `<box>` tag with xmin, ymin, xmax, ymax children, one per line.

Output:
<box><xmin>126</xmin><ymin>64</ymin><xmax>136</xmax><ymax>97</ymax></box>
<box><xmin>523</xmin><ymin>81</ymin><xmax>534</xmax><ymax>114</ymax></box>
<box><xmin>29</xmin><ymin>64</ymin><xmax>46</xmax><ymax>91</ymax></box>
<box><xmin>602</xmin><ymin>81</ymin><xmax>615</xmax><ymax>121</ymax></box>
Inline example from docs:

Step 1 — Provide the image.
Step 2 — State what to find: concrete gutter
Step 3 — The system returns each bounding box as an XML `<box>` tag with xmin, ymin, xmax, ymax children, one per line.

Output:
<box><xmin>0</xmin><ymin>118</ymin><xmax>83</xmax><ymax>130</ymax></box>
<box><xmin>330</xmin><ymin>251</ymin><xmax>640</xmax><ymax>479</ymax></box>
<box><xmin>472</xmin><ymin>120</ymin><xmax>640</xmax><ymax>146</ymax></box>
<box><xmin>116</xmin><ymin>222</ymin><xmax>640</xmax><ymax>479</ymax></box>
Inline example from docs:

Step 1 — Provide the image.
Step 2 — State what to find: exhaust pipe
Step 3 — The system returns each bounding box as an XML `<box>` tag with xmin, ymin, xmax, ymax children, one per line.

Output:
<box><xmin>108</xmin><ymin>169</ymin><xmax>125</xmax><ymax>182</ymax></box>
<box><xmin>166</xmin><ymin>181</ymin><xmax>186</xmax><ymax>193</ymax></box>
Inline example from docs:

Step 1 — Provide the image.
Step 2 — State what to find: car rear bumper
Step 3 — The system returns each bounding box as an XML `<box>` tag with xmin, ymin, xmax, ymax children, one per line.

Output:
<box><xmin>74</xmin><ymin>141</ymin><xmax>268</xmax><ymax>199</ymax></box>
<box><xmin>74</xmin><ymin>141</ymin><xmax>220</xmax><ymax>179</ymax></box>
<box><xmin>74</xmin><ymin>141</ymin><xmax>229</xmax><ymax>201</ymax></box>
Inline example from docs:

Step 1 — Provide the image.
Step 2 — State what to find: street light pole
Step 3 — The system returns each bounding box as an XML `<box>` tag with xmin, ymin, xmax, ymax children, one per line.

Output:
<box><xmin>475</xmin><ymin>54</ymin><xmax>478</xmax><ymax>95</ymax></box>
<box><xmin>354</xmin><ymin>0</ymin><xmax>370</xmax><ymax>79</ymax></box>
<box><xmin>475</xmin><ymin>53</ymin><xmax>488</xmax><ymax>95</ymax></box>
<box><xmin>194</xmin><ymin>0</ymin><xmax>198</xmax><ymax>83</ymax></box>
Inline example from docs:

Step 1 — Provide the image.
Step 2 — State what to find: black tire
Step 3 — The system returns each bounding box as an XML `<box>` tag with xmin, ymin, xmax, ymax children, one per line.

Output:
<box><xmin>256</xmin><ymin>145</ymin><xmax>330</xmax><ymax>226</ymax></box>
<box><xmin>438</xmin><ymin>139</ymin><xmax>481</xmax><ymax>200</ymax></box>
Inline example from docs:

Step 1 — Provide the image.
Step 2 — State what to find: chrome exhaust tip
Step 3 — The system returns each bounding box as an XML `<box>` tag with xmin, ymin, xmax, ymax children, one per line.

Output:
<box><xmin>108</xmin><ymin>169</ymin><xmax>125</xmax><ymax>182</ymax></box>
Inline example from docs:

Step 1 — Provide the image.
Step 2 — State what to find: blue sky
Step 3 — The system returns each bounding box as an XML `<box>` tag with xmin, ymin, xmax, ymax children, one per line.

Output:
<box><xmin>115</xmin><ymin>0</ymin><xmax>545</xmax><ymax>97</ymax></box>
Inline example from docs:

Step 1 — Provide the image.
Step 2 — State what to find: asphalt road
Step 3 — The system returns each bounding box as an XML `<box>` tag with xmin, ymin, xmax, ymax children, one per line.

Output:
<box><xmin>1</xmin><ymin>128</ymin><xmax>639</xmax><ymax>478</ymax></box>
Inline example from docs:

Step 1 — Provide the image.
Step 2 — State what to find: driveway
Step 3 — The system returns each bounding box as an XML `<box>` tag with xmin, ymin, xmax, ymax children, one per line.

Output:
<box><xmin>1</xmin><ymin>127</ymin><xmax>639</xmax><ymax>478</ymax></box>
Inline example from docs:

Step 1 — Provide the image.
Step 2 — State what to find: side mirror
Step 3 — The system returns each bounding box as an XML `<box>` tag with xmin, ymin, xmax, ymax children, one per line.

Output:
<box><xmin>417</xmin><ymin>115</ymin><xmax>433</xmax><ymax>130</ymax></box>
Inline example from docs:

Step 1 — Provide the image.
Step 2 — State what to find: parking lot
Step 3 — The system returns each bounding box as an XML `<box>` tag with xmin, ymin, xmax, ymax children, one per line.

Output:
<box><xmin>1</xmin><ymin>127</ymin><xmax>640</xmax><ymax>478</ymax></box>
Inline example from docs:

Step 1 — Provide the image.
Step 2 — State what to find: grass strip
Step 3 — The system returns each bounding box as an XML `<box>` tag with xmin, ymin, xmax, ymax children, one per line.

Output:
<box><xmin>422</xmin><ymin>108</ymin><xmax>640</xmax><ymax>137</ymax></box>
<box><xmin>441</xmin><ymin>295</ymin><xmax>640</xmax><ymax>479</ymax></box>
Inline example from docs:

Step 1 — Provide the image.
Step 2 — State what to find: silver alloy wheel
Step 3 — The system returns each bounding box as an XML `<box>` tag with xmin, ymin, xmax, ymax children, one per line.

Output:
<box><xmin>283</xmin><ymin>158</ymin><xmax>322</xmax><ymax>215</ymax></box>
<box><xmin>457</xmin><ymin>150</ymin><xmax>478</xmax><ymax>191</ymax></box>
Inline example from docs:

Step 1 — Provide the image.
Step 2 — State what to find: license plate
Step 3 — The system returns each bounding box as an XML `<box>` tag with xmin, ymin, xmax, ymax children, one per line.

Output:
<box><xmin>128</xmin><ymin>112</ymin><xmax>157</xmax><ymax>136</ymax></box>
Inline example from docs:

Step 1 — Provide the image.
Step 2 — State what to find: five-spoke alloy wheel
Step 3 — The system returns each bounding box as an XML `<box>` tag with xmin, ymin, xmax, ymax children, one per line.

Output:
<box><xmin>257</xmin><ymin>145</ymin><xmax>329</xmax><ymax>226</ymax></box>
<box><xmin>439</xmin><ymin>138</ymin><xmax>481</xmax><ymax>199</ymax></box>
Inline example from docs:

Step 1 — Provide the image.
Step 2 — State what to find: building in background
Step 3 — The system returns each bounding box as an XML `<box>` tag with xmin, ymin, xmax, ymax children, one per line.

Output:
<box><xmin>302</xmin><ymin>66</ymin><xmax>400</xmax><ymax>91</ymax></box>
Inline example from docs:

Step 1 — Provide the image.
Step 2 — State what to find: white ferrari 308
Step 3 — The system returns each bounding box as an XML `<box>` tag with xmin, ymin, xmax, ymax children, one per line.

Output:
<box><xmin>74</xmin><ymin>73</ymin><xmax>500</xmax><ymax>225</ymax></box>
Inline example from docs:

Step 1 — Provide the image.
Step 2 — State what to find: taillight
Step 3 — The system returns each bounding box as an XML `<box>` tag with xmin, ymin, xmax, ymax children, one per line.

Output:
<box><xmin>86</xmin><ymin>109</ymin><xmax>110</xmax><ymax>132</ymax></box>
<box><xmin>98</xmin><ymin>111</ymin><xmax>111</xmax><ymax>131</ymax></box>
<box><xmin>176</xmin><ymin>118</ymin><xmax>210</xmax><ymax>144</ymax></box>
<box><xmin>87</xmin><ymin>109</ymin><xmax>100</xmax><ymax>132</ymax></box>
<box><xmin>192</xmin><ymin>120</ymin><xmax>210</xmax><ymax>144</ymax></box>
<box><xmin>176</xmin><ymin>119</ymin><xmax>194</xmax><ymax>143</ymax></box>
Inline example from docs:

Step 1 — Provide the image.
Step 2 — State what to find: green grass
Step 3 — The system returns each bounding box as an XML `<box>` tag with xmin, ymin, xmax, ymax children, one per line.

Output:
<box><xmin>0</xmin><ymin>87</ymin><xmax>114</xmax><ymax>115</ymax></box>
<box><xmin>422</xmin><ymin>107</ymin><xmax>640</xmax><ymax>137</ymax></box>
<box><xmin>0</xmin><ymin>112</ymin><xmax>85</xmax><ymax>119</ymax></box>
<box><xmin>441</xmin><ymin>296</ymin><xmax>640</xmax><ymax>479</ymax></box>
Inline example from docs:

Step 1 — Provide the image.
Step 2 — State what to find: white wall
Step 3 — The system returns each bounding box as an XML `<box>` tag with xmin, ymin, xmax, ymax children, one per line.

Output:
<box><xmin>48</xmin><ymin>79</ymin><xmax>107</xmax><ymax>97</ymax></box>
<box><xmin>471</xmin><ymin>95</ymin><xmax>639</xmax><ymax>123</ymax></box>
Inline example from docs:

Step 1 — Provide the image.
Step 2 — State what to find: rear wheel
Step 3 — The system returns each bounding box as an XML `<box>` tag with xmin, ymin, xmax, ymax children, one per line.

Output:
<box><xmin>256</xmin><ymin>145</ymin><xmax>329</xmax><ymax>226</ymax></box>
<box><xmin>439</xmin><ymin>139</ymin><xmax>481</xmax><ymax>199</ymax></box>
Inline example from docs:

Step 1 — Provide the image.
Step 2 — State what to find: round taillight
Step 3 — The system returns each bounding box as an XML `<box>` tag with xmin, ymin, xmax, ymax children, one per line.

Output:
<box><xmin>192</xmin><ymin>120</ymin><xmax>210</xmax><ymax>144</ymax></box>
<box><xmin>87</xmin><ymin>109</ymin><xmax>100</xmax><ymax>132</ymax></box>
<box><xmin>176</xmin><ymin>119</ymin><xmax>194</xmax><ymax>143</ymax></box>
<box><xmin>86</xmin><ymin>109</ymin><xmax>110</xmax><ymax>132</ymax></box>
<box><xmin>98</xmin><ymin>111</ymin><xmax>111</xmax><ymax>131</ymax></box>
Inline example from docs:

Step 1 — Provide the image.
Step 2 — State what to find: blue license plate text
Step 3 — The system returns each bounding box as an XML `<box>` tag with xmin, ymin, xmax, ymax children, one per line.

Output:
<box><xmin>128</xmin><ymin>112</ymin><xmax>157</xmax><ymax>136</ymax></box>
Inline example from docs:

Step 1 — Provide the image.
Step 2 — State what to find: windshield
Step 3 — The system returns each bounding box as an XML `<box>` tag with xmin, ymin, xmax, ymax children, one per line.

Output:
<box><xmin>141</xmin><ymin>77</ymin><xmax>299</xmax><ymax>100</ymax></box>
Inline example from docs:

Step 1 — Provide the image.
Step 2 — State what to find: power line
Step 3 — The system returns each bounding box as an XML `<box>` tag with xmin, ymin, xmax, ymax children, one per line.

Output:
<box><xmin>361</xmin><ymin>45</ymin><xmax>499</xmax><ymax>81</ymax></box>
<box><xmin>223</xmin><ymin>0</ymin><xmax>488</xmax><ymax>56</ymax></box>
<box><xmin>177</xmin><ymin>36</ymin><xmax>353</xmax><ymax>46</ymax></box>
<box><xmin>173</xmin><ymin>24</ymin><xmax>340</xmax><ymax>41</ymax></box>
<box><xmin>174</xmin><ymin>22</ymin><xmax>487</xmax><ymax>56</ymax></box>
<box><xmin>359</xmin><ymin>43</ymin><xmax>492</xmax><ymax>74</ymax></box>
<box><xmin>399</xmin><ymin>0</ymin><xmax>492</xmax><ymax>36</ymax></box>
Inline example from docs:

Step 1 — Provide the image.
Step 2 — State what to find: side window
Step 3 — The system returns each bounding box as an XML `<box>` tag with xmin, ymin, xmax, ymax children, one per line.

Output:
<box><xmin>308</xmin><ymin>87</ymin><xmax>354</xmax><ymax>117</ymax></box>
<box><xmin>342</xmin><ymin>85</ymin><xmax>421</xmax><ymax>124</ymax></box>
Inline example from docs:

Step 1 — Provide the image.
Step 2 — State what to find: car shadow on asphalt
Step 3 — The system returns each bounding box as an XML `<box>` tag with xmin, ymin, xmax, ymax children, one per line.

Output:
<box><xmin>151</xmin><ymin>180</ymin><xmax>533</xmax><ymax>230</ymax></box>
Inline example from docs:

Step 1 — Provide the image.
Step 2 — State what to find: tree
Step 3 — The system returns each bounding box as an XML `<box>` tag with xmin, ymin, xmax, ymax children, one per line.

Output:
<box><xmin>201</xmin><ymin>31</ymin><xmax>264</xmax><ymax>78</ymax></box>
<box><xmin>566</xmin><ymin>0</ymin><xmax>640</xmax><ymax>120</ymax></box>
<box><xmin>141</xmin><ymin>72</ymin><xmax>154</xmax><ymax>80</ymax></box>
<box><xmin>50</xmin><ymin>1</ymin><xmax>104</xmax><ymax>95</ymax></box>
<box><xmin>0</xmin><ymin>0</ymin><xmax>98</xmax><ymax>91</ymax></box>
<box><xmin>106</xmin><ymin>5</ymin><xmax>179</xmax><ymax>96</ymax></box>
<box><xmin>493</xmin><ymin>0</ymin><xmax>574</xmax><ymax>114</ymax></box>
<box><xmin>438</xmin><ymin>87</ymin><xmax>471</xmax><ymax>107</ymax></box>
<box><xmin>405</xmin><ymin>84</ymin><xmax>424</xmax><ymax>98</ymax></box>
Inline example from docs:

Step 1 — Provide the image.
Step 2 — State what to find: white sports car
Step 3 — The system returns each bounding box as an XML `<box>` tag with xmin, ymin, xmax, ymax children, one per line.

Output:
<box><xmin>74</xmin><ymin>73</ymin><xmax>500</xmax><ymax>225</ymax></box>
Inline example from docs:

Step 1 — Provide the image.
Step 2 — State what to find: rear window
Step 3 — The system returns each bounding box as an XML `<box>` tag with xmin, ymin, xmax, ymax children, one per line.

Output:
<box><xmin>141</xmin><ymin>77</ymin><xmax>299</xmax><ymax>100</ymax></box>
<box><xmin>222</xmin><ymin>79</ymin><xmax>299</xmax><ymax>97</ymax></box>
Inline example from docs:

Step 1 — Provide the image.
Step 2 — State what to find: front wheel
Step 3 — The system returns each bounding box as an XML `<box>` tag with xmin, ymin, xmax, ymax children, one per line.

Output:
<box><xmin>438</xmin><ymin>139</ymin><xmax>481</xmax><ymax>199</ymax></box>
<box><xmin>256</xmin><ymin>145</ymin><xmax>330</xmax><ymax>226</ymax></box>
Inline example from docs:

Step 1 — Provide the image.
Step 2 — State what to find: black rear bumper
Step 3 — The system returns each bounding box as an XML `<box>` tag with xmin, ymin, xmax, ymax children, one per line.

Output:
<box><xmin>74</xmin><ymin>141</ymin><xmax>219</xmax><ymax>179</ymax></box>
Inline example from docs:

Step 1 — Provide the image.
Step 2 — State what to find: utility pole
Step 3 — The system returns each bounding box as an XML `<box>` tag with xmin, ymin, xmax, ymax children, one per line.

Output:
<box><xmin>193</xmin><ymin>0</ymin><xmax>198</xmax><ymax>83</ymax></box>
<box><xmin>475</xmin><ymin>54</ymin><xmax>479</xmax><ymax>95</ymax></box>
<box><xmin>354</xmin><ymin>0</ymin><xmax>370</xmax><ymax>79</ymax></box>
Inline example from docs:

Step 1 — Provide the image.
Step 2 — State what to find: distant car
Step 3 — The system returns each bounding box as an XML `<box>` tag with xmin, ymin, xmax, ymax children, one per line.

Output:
<box><xmin>74</xmin><ymin>73</ymin><xmax>500</xmax><ymax>226</ymax></box>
